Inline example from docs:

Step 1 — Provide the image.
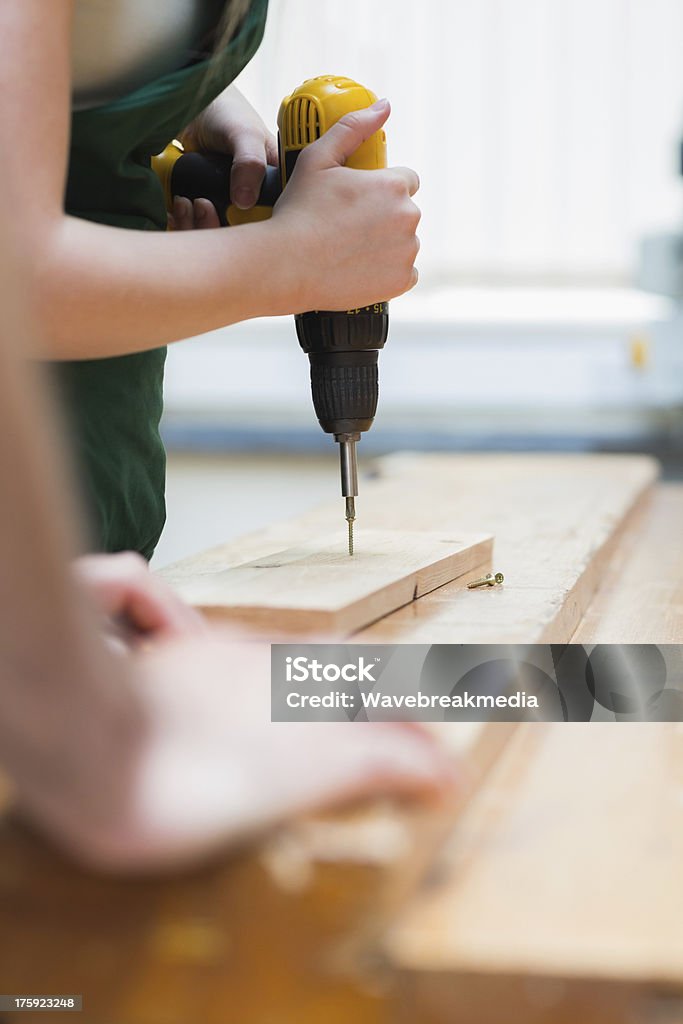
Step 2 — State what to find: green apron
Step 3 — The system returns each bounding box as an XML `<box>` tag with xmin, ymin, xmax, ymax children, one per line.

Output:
<box><xmin>56</xmin><ymin>0</ymin><xmax>268</xmax><ymax>560</ymax></box>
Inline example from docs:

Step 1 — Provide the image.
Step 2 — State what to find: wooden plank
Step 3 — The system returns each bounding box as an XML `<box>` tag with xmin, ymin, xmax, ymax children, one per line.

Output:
<box><xmin>354</xmin><ymin>453</ymin><xmax>658</xmax><ymax>643</ymax></box>
<box><xmin>169</xmin><ymin>529</ymin><xmax>493</xmax><ymax>636</ymax></box>
<box><xmin>160</xmin><ymin>454</ymin><xmax>658</xmax><ymax>643</ymax></box>
<box><xmin>385</xmin><ymin>723</ymin><xmax>683</xmax><ymax>1023</ymax></box>
<box><xmin>573</xmin><ymin>483</ymin><xmax>683</xmax><ymax>643</ymax></box>
<box><xmin>0</xmin><ymin>722</ymin><xmax>518</xmax><ymax>1024</ymax></box>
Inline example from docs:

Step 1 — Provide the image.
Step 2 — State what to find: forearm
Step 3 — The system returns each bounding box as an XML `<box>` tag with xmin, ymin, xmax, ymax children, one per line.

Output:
<box><xmin>0</xmin><ymin>2</ymin><xmax>303</xmax><ymax>361</ymax></box>
<box><xmin>34</xmin><ymin>213</ymin><xmax>303</xmax><ymax>360</ymax></box>
<box><xmin>0</xmin><ymin>246</ymin><xmax>146</xmax><ymax>836</ymax></box>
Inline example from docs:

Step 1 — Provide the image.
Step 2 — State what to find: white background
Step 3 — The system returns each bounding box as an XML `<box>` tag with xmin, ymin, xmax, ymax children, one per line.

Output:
<box><xmin>234</xmin><ymin>0</ymin><xmax>683</xmax><ymax>284</ymax></box>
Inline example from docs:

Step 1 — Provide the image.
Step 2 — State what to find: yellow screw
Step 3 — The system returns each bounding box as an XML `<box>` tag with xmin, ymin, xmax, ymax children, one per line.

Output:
<box><xmin>467</xmin><ymin>572</ymin><xmax>505</xmax><ymax>590</ymax></box>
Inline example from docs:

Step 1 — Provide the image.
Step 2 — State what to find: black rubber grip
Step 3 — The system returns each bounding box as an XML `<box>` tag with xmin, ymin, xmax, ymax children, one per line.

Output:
<box><xmin>308</xmin><ymin>350</ymin><xmax>379</xmax><ymax>434</ymax></box>
<box><xmin>171</xmin><ymin>152</ymin><xmax>281</xmax><ymax>224</ymax></box>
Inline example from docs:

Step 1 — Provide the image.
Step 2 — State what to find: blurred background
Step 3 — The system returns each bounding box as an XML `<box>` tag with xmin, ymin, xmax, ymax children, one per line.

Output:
<box><xmin>153</xmin><ymin>0</ymin><xmax>683</xmax><ymax>566</ymax></box>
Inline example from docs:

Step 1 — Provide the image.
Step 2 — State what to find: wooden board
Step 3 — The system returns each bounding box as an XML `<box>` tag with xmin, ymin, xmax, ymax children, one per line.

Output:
<box><xmin>573</xmin><ymin>483</ymin><xmax>683</xmax><ymax>643</ymax></box>
<box><xmin>384</xmin><ymin>722</ymin><xmax>683</xmax><ymax>1023</ymax></box>
<box><xmin>169</xmin><ymin>529</ymin><xmax>493</xmax><ymax>635</ymax></box>
<box><xmin>354</xmin><ymin>454</ymin><xmax>658</xmax><ymax>643</ymax></box>
<box><xmin>161</xmin><ymin>454</ymin><xmax>658</xmax><ymax>644</ymax></box>
<box><xmin>0</xmin><ymin>456</ymin><xmax>673</xmax><ymax>1022</ymax></box>
<box><xmin>0</xmin><ymin>721</ymin><xmax>518</xmax><ymax>1024</ymax></box>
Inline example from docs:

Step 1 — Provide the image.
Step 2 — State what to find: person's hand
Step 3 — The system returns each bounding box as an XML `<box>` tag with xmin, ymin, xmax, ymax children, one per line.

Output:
<box><xmin>72</xmin><ymin>552</ymin><xmax>206</xmax><ymax>646</ymax></box>
<box><xmin>170</xmin><ymin>95</ymin><xmax>420</xmax><ymax>313</ymax></box>
<box><xmin>269</xmin><ymin>98</ymin><xmax>421</xmax><ymax>312</ymax></box>
<box><xmin>171</xmin><ymin>85</ymin><xmax>277</xmax><ymax>230</ymax></box>
<box><xmin>57</xmin><ymin>633</ymin><xmax>458</xmax><ymax>871</ymax></box>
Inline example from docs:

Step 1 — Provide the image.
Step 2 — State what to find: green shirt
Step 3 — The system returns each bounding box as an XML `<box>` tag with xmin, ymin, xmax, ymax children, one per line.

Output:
<box><xmin>56</xmin><ymin>0</ymin><xmax>268</xmax><ymax>559</ymax></box>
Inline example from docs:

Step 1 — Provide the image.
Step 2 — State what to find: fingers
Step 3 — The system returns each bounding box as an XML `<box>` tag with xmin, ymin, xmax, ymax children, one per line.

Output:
<box><xmin>230</xmin><ymin>130</ymin><xmax>271</xmax><ymax>209</ymax></box>
<box><xmin>354</xmin><ymin>722</ymin><xmax>459</xmax><ymax>801</ymax></box>
<box><xmin>73</xmin><ymin>552</ymin><xmax>207</xmax><ymax>640</ymax></box>
<box><xmin>193</xmin><ymin>198</ymin><xmax>221</xmax><ymax>229</ymax></box>
<box><xmin>391</xmin><ymin>166</ymin><xmax>420</xmax><ymax>197</ymax></box>
<box><xmin>304</xmin><ymin>97</ymin><xmax>391</xmax><ymax>169</ymax></box>
<box><xmin>170</xmin><ymin>197</ymin><xmax>221</xmax><ymax>230</ymax></box>
<box><xmin>265</xmin><ymin>132</ymin><xmax>279</xmax><ymax>167</ymax></box>
<box><xmin>358</xmin><ymin>720</ymin><xmax>456</xmax><ymax>800</ymax></box>
<box><xmin>277</xmin><ymin>720</ymin><xmax>461</xmax><ymax>819</ymax></box>
<box><xmin>171</xmin><ymin>196</ymin><xmax>193</xmax><ymax>231</ymax></box>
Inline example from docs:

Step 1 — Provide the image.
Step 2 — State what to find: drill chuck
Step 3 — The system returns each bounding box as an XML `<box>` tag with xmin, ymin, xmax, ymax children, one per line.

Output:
<box><xmin>308</xmin><ymin>350</ymin><xmax>378</xmax><ymax>434</ymax></box>
<box><xmin>296</xmin><ymin>304</ymin><xmax>388</xmax><ymax>436</ymax></box>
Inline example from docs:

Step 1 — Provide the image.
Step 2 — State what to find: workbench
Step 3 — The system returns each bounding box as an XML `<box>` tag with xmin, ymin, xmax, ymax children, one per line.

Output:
<box><xmin>1</xmin><ymin>453</ymin><xmax>681</xmax><ymax>1024</ymax></box>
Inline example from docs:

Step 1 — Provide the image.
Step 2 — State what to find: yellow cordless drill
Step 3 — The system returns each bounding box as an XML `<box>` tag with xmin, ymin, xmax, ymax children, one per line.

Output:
<box><xmin>153</xmin><ymin>76</ymin><xmax>390</xmax><ymax>555</ymax></box>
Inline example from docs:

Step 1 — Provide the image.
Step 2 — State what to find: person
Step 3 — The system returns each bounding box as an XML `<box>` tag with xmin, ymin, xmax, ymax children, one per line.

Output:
<box><xmin>0</xmin><ymin>0</ymin><xmax>421</xmax><ymax>559</ymax></box>
<box><xmin>0</xmin><ymin>222</ymin><xmax>451</xmax><ymax>870</ymax></box>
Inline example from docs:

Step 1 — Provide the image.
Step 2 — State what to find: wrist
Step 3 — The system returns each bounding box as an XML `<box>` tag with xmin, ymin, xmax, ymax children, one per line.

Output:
<box><xmin>226</xmin><ymin>217</ymin><xmax>311</xmax><ymax>319</ymax></box>
<box><xmin>254</xmin><ymin>216</ymin><xmax>313</xmax><ymax>317</ymax></box>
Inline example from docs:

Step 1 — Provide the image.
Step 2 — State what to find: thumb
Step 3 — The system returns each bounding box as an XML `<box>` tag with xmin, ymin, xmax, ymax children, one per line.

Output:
<box><xmin>305</xmin><ymin>98</ymin><xmax>390</xmax><ymax>168</ymax></box>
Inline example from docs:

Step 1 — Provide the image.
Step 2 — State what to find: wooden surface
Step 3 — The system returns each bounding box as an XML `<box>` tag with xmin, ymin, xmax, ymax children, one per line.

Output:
<box><xmin>0</xmin><ymin>722</ymin><xmax>517</xmax><ymax>1024</ymax></box>
<box><xmin>162</xmin><ymin>453</ymin><xmax>658</xmax><ymax>643</ymax></box>
<box><xmin>168</xmin><ymin>529</ymin><xmax>492</xmax><ymax>635</ymax></box>
<box><xmin>573</xmin><ymin>482</ymin><xmax>683</xmax><ymax>643</ymax></box>
<box><xmin>0</xmin><ymin>454</ymin><xmax>678</xmax><ymax>1024</ymax></box>
<box><xmin>385</xmin><ymin>722</ymin><xmax>683</xmax><ymax>1023</ymax></box>
<box><xmin>4</xmin><ymin>722</ymin><xmax>682</xmax><ymax>1023</ymax></box>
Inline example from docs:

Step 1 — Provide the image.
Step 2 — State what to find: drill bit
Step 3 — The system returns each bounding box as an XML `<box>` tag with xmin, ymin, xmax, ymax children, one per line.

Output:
<box><xmin>338</xmin><ymin>434</ymin><xmax>359</xmax><ymax>557</ymax></box>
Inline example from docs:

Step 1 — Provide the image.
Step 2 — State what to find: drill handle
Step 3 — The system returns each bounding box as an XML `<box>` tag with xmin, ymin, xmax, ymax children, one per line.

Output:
<box><xmin>154</xmin><ymin>145</ymin><xmax>281</xmax><ymax>227</ymax></box>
